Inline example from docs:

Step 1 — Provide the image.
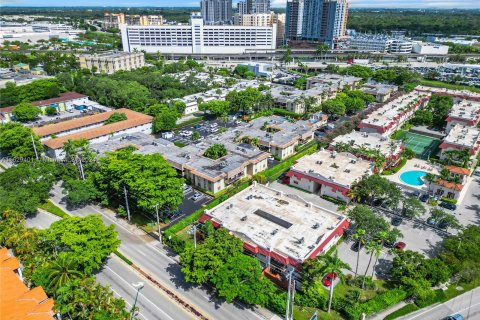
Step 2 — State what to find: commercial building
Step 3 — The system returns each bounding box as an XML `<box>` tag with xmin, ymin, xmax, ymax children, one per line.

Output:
<box><xmin>445</xmin><ymin>100</ymin><xmax>480</xmax><ymax>133</ymax></box>
<box><xmin>429</xmin><ymin>165</ymin><xmax>470</xmax><ymax>200</ymax></box>
<box><xmin>201</xmin><ymin>0</ymin><xmax>233</xmax><ymax>24</ymax></box>
<box><xmin>330</xmin><ymin>131</ymin><xmax>403</xmax><ymax>169</ymax></box>
<box><xmin>412</xmin><ymin>42</ymin><xmax>449</xmax><ymax>55</ymax></box>
<box><xmin>0</xmin><ymin>248</ymin><xmax>55</xmax><ymax>320</ymax></box>
<box><xmin>35</xmin><ymin>108</ymin><xmax>153</xmax><ymax>159</ymax></box>
<box><xmin>78</xmin><ymin>52</ymin><xmax>145</xmax><ymax>74</ymax></box>
<box><xmin>237</xmin><ymin>62</ymin><xmax>274</xmax><ymax>77</ymax></box>
<box><xmin>287</xmin><ymin>150</ymin><xmax>374</xmax><ymax>202</ymax></box>
<box><xmin>285</xmin><ymin>0</ymin><xmax>304</xmax><ymax>42</ymax></box>
<box><xmin>103</xmin><ymin>13</ymin><xmax>165</xmax><ymax>29</ymax></box>
<box><xmin>301</xmin><ymin>0</ymin><xmax>348</xmax><ymax>46</ymax></box>
<box><xmin>359</xmin><ymin>91</ymin><xmax>431</xmax><ymax>137</ymax></box>
<box><xmin>347</xmin><ymin>34</ymin><xmax>413</xmax><ymax>54</ymax></box>
<box><xmin>361</xmin><ymin>83</ymin><xmax>398</xmax><ymax>102</ymax></box>
<box><xmin>199</xmin><ymin>183</ymin><xmax>349</xmax><ymax>274</ymax></box>
<box><xmin>0</xmin><ymin>92</ymin><xmax>88</xmax><ymax>123</ymax></box>
<box><xmin>90</xmin><ymin>132</ymin><xmax>269</xmax><ymax>194</ymax></box>
<box><xmin>120</xmin><ymin>13</ymin><xmax>277</xmax><ymax>54</ymax></box>
<box><xmin>439</xmin><ymin>124</ymin><xmax>480</xmax><ymax>163</ymax></box>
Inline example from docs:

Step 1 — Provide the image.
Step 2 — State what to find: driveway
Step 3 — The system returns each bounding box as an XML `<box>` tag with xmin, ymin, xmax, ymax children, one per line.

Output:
<box><xmin>455</xmin><ymin>172</ymin><xmax>480</xmax><ymax>227</ymax></box>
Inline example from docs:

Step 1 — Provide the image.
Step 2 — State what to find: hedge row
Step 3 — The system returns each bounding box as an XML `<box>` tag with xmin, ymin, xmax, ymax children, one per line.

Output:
<box><xmin>440</xmin><ymin>197</ymin><xmax>457</xmax><ymax>204</ymax></box>
<box><xmin>341</xmin><ymin>289</ymin><xmax>408</xmax><ymax>320</ymax></box>
<box><xmin>321</xmin><ymin>195</ymin><xmax>347</xmax><ymax>205</ymax></box>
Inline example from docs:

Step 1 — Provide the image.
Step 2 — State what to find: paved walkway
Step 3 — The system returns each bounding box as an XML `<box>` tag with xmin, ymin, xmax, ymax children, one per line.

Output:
<box><xmin>368</xmin><ymin>301</ymin><xmax>408</xmax><ymax>320</ymax></box>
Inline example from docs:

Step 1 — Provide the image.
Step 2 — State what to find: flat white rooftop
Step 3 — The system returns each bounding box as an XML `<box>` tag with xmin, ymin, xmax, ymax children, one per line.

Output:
<box><xmin>443</xmin><ymin>124</ymin><xmax>480</xmax><ymax>149</ymax></box>
<box><xmin>416</xmin><ymin>85</ymin><xmax>480</xmax><ymax>100</ymax></box>
<box><xmin>331</xmin><ymin>130</ymin><xmax>403</xmax><ymax>158</ymax></box>
<box><xmin>448</xmin><ymin>100</ymin><xmax>480</xmax><ymax>122</ymax></box>
<box><xmin>291</xmin><ymin>150</ymin><xmax>374</xmax><ymax>188</ymax></box>
<box><xmin>204</xmin><ymin>183</ymin><xmax>346</xmax><ymax>262</ymax></box>
<box><xmin>360</xmin><ymin>91</ymin><xmax>430</xmax><ymax>129</ymax></box>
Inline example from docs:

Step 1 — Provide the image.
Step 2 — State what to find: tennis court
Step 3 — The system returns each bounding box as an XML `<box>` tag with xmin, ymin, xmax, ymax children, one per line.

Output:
<box><xmin>395</xmin><ymin>131</ymin><xmax>441</xmax><ymax>159</ymax></box>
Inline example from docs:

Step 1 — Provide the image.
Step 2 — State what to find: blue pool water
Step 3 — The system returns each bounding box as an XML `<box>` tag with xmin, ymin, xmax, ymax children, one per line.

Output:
<box><xmin>400</xmin><ymin>170</ymin><xmax>427</xmax><ymax>186</ymax></box>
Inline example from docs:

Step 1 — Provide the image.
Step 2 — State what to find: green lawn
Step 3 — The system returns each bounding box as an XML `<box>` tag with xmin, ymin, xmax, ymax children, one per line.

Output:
<box><xmin>38</xmin><ymin>200</ymin><xmax>68</xmax><ymax>218</ymax></box>
<box><xmin>293</xmin><ymin>306</ymin><xmax>344</xmax><ymax>320</ymax></box>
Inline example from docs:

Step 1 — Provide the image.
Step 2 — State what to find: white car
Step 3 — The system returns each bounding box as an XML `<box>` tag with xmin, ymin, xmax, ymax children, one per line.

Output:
<box><xmin>190</xmin><ymin>192</ymin><xmax>204</xmax><ymax>201</ymax></box>
<box><xmin>183</xmin><ymin>131</ymin><xmax>192</xmax><ymax>137</ymax></box>
<box><xmin>183</xmin><ymin>185</ymin><xmax>193</xmax><ymax>194</ymax></box>
<box><xmin>210</xmin><ymin>123</ymin><xmax>218</xmax><ymax>128</ymax></box>
<box><xmin>210</xmin><ymin>127</ymin><xmax>219</xmax><ymax>133</ymax></box>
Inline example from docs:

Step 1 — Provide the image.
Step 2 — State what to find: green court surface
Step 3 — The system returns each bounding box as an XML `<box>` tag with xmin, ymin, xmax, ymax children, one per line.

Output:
<box><xmin>395</xmin><ymin>131</ymin><xmax>441</xmax><ymax>159</ymax></box>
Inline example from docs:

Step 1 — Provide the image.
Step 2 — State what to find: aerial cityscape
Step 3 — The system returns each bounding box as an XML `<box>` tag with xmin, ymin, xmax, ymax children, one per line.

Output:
<box><xmin>0</xmin><ymin>1</ymin><xmax>479</xmax><ymax>320</ymax></box>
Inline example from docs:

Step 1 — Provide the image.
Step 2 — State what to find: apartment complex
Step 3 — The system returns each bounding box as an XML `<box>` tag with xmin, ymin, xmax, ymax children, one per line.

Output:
<box><xmin>287</xmin><ymin>150</ymin><xmax>374</xmax><ymax>202</ymax></box>
<box><xmin>199</xmin><ymin>183</ymin><xmax>349</xmax><ymax>272</ymax></box>
<box><xmin>91</xmin><ymin>132</ymin><xmax>269</xmax><ymax>194</ymax></box>
<box><xmin>78</xmin><ymin>52</ymin><xmax>145</xmax><ymax>74</ymax></box>
<box><xmin>361</xmin><ymin>83</ymin><xmax>398</xmax><ymax>102</ymax></box>
<box><xmin>330</xmin><ymin>131</ymin><xmax>404</xmax><ymax>169</ymax></box>
<box><xmin>120</xmin><ymin>13</ymin><xmax>277</xmax><ymax>54</ymax></box>
<box><xmin>446</xmin><ymin>100</ymin><xmax>480</xmax><ymax>133</ymax></box>
<box><xmin>439</xmin><ymin>124</ymin><xmax>480</xmax><ymax>162</ymax></box>
<box><xmin>233</xmin><ymin>12</ymin><xmax>285</xmax><ymax>46</ymax></box>
<box><xmin>415</xmin><ymin>86</ymin><xmax>480</xmax><ymax>102</ymax></box>
<box><xmin>201</xmin><ymin>0</ymin><xmax>233</xmax><ymax>24</ymax></box>
<box><xmin>35</xmin><ymin>108</ymin><xmax>153</xmax><ymax>159</ymax></box>
<box><xmin>359</xmin><ymin>91</ymin><xmax>431</xmax><ymax>137</ymax></box>
<box><xmin>103</xmin><ymin>12</ymin><xmax>164</xmax><ymax>29</ymax></box>
<box><xmin>301</xmin><ymin>0</ymin><xmax>348</xmax><ymax>46</ymax></box>
<box><xmin>306</xmin><ymin>73</ymin><xmax>362</xmax><ymax>90</ymax></box>
<box><xmin>0</xmin><ymin>248</ymin><xmax>55</xmax><ymax>320</ymax></box>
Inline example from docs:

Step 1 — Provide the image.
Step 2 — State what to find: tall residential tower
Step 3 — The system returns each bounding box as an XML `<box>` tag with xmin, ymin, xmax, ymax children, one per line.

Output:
<box><xmin>285</xmin><ymin>0</ymin><xmax>304</xmax><ymax>42</ymax></box>
<box><xmin>201</xmin><ymin>0</ymin><xmax>233</xmax><ymax>24</ymax></box>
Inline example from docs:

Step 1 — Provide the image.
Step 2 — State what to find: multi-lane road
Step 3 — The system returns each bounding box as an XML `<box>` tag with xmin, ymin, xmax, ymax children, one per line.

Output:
<box><xmin>46</xmin><ymin>183</ymin><xmax>275</xmax><ymax>320</ymax></box>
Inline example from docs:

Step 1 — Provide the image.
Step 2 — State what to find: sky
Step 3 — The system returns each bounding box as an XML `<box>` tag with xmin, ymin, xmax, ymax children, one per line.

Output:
<box><xmin>2</xmin><ymin>0</ymin><xmax>480</xmax><ymax>9</ymax></box>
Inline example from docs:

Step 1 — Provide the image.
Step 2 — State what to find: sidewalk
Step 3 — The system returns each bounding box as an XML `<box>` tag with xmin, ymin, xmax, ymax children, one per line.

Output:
<box><xmin>368</xmin><ymin>301</ymin><xmax>408</xmax><ymax>320</ymax></box>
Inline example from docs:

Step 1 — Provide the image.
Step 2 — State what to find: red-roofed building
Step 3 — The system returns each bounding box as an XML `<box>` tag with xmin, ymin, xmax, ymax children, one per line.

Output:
<box><xmin>0</xmin><ymin>248</ymin><xmax>56</xmax><ymax>320</ymax></box>
<box><xmin>428</xmin><ymin>165</ymin><xmax>471</xmax><ymax>200</ymax></box>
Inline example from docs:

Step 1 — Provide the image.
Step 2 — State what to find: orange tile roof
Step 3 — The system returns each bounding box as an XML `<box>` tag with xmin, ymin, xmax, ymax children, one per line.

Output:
<box><xmin>0</xmin><ymin>248</ymin><xmax>55</xmax><ymax>320</ymax></box>
<box><xmin>38</xmin><ymin>109</ymin><xmax>153</xmax><ymax>150</ymax></box>
<box><xmin>435</xmin><ymin>179</ymin><xmax>464</xmax><ymax>191</ymax></box>
<box><xmin>445</xmin><ymin>165</ymin><xmax>471</xmax><ymax>176</ymax></box>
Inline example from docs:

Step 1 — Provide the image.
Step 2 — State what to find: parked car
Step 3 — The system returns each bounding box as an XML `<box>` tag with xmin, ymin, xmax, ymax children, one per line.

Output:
<box><xmin>384</xmin><ymin>240</ymin><xmax>395</xmax><ymax>248</ymax></box>
<box><xmin>427</xmin><ymin>217</ymin><xmax>437</xmax><ymax>226</ymax></box>
<box><xmin>420</xmin><ymin>194</ymin><xmax>430</xmax><ymax>203</ymax></box>
<box><xmin>190</xmin><ymin>192</ymin><xmax>204</xmax><ymax>202</ymax></box>
<box><xmin>439</xmin><ymin>202</ymin><xmax>457</xmax><ymax>211</ymax></box>
<box><xmin>183</xmin><ymin>184</ymin><xmax>193</xmax><ymax>194</ymax></box>
<box><xmin>194</xmin><ymin>124</ymin><xmax>202</xmax><ymax>129</ymax></box>
<box><xmin>210</xmin><ymin>123</ymin><xmax>218</xmax><ymax>128</ymax></box>
<box><xmin>438</xmin><ymin>220</ymin><xmax>450</xmax><ymax>230</ymax></box>
<box><xmin>322</xmin><ymin>272</ymin><xmax>337</xmax><ymax>287</ymax></box>
<box><xmin>394</xmin><ymin>242</ymin><xmax>406</xmax><ymax>251</ymax></box>
<box><xmin>210</xmin><ymin>127</ymin><xmax>219</xmax><ymax>133</ymax></box>
<box><xmin>351</xmin><ymin>241</ymin><xmax>362</xmax><ymax>252</ymax></box>
<box><xmin>391</xmin><ymin>217</ymin><xmax>403</xmax><ymax>226</ymax></box>
<box><xmin>443</xmin><ymin>314</ymin><xmax>464</xmax><ymax>320</ymax></box>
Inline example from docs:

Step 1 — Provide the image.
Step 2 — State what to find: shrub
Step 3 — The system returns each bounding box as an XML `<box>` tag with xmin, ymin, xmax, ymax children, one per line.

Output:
<box><xmin>440</xmin><ymin>197</ymin><xmax>457</xmax><ymax>204</ymax></box>
<box><xmin>204</xmin><ymin>144</ymin><xmax>228</xmax><ymax>159</ymax></box>
<box><xmin>414</xmin><ymin>289</ymin><xmax>446</xmax><ymax>308</ymax></box>
<box><xmin>321</xmin><ymin>195</ymin><xmax>347</xmax><ymax>205</ymax></box>
<box><xmin>164</xmin><ymin>235</ymin><xmax>187</xmax><ymax>254</ymax></box>
<box><xmin>340</xmin><ymin>289</ymin><xmax>408</xmax><ymax>320</ymax></box>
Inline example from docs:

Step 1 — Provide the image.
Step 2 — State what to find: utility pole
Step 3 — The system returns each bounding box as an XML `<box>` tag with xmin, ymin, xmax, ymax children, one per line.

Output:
<box><xmin>123</xmin><ymin>185</ymin><xmax>131</xmax><ymax>222</ymax></box>
<box><xmin>130</xmin><ymin>282</ymin><xmax>144</xmax><ymax>320</ymax></box>
<box><xmin>193</xmin><ymin>224</ymin><xmax>197</xmax><ymax>249</ymax></box>
<box><xmin>30</xmin><ymin>134</ymin><xmax>39</xmax><ymax>160</ymax></box>
<box><xmin>154</xmin><ymin>203</ymin><xmax>162</xmax><ymax>243</ymax></box>
<box><xmin>285</xmin><ymin>269</ymin><xmax>295</xmax><ymax>320</ymax></box>
<box><xmin>77</xmin><ymin>156</ymin><xmax>85</xmax><ymax>180</ymax></box>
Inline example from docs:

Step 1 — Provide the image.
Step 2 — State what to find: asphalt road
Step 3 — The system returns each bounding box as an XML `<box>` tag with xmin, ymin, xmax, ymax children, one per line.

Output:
<box><xmin>398</xmin><ymin>286</ymin><xmax>480</xmax><ymax>320</ymax></box>
<box><xmin>25</xmin><ymin>209</ymin><xmax>193</xmax><ymax>320</ymax></box>
<box><xmin>48</xmin><ymin>183</ymin><xmax>274</xmax><ymax>320</ymax></box>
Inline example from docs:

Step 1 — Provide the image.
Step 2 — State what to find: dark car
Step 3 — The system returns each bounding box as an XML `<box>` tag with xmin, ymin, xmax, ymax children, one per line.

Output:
<box><xmin>322</xmin><ymin>272</ymin><xmax>338</xmax><ymax>287</ymax></box>
<box><xmin>394</xmin><ymin>242</ymin><xmax>406</xmax><ymax>251</ymax></box>
<box><xmin>438</xmin><ymin>220</ymin><xmax>449</xmax><ymax>229</ymax></box>
<box><xmin>439</xmin><ymin>202</ymin><xmax>457</xmax><ymax>211</ymax></box>
<box><xmin>194</xmin><ymin>124</ymin><xmax>202</xmax><ymax>129</ymax></box>
<box><xmin>420</xmin><ymin>194</ymin><xmax>430</xmax><ymax>203</ymax></box>
<box><xmin>384</xmin><ymin>240</ymin><xmax>395</xmax><ymax>248</ymax></box>
<box><xmin>443</xmin><ymin>314</ymin><xmax>464</xmax><ymax>320</ymax></box>
<box><xmin>351</xmin><ymin>241</ymin><xmax>362</xmax><ymax>252</ymax></box>
<box><xmin>391</xmin><ymin>217</ymin><xmax>403</xmax><ymax>226</ymax></box>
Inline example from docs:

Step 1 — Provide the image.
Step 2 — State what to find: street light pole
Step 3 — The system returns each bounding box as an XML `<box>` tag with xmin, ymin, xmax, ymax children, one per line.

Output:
<box><xmin>130</xmin><ymin>282</ymin><xmax>144</xmax><ymax>320</ymax></box>
<box><xmin>123</xmin><ymin>185</ymin><xmax>131</xmax><ymax>222</ymax></box>
<box><xmin>154</xmin><ymin>203</ymin><xmax>162</xmax><ymax>243</ymax></box>
<box><xmin>30</xmin><ymin>133</ymin><xmax>39</xmax><ymax>160</ymax></box>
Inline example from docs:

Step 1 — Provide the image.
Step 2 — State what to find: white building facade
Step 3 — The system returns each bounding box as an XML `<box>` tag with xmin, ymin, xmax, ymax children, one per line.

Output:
<box><xmin>120</xmin><ymin>13</ymin><xmax>277</xmax><ymax>54</ymax></box>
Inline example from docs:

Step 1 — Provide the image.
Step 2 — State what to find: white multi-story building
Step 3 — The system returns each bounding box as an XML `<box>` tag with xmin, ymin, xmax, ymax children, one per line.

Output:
<box><xmin>120</xmin><ymin>13</ymin><xmax>277</xmax><ymax>54</ymax></box>
<box><xmin>348</xmin><ymin>34</ymin><xmax>413</xmax><ymax>53</ymax></box>
<box><xmin>412</xmin><ymin>42</ymin><xmax>449</xmax><ymax>55</ymax></box>
<box><xmin>233</xmin><ymin>12</ymin><xmax>285</xmax><ymax>46</ymax></box>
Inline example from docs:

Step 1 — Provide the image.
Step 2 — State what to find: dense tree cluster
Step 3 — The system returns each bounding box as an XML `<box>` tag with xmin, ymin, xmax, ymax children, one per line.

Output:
<box><xmin>0</xmin><ymin>78</ymin><xmax>64</xmax><ymax>107</ymax></box>
<box><xmin>12</xmin><ymin>102</ymin><xmax>41</xmax><ymax>122</ymax></box>
<box><xmin>0</xmin><ymin>51</ymin><xmax>78</xmax><ymax>75</ymax></box>
<box><xmin>0</xmin><ymin>122</ymin><xmax>43</xmax><ymax>158</ymax></box>
<box><xmin>180</xmin><ymin>221</ymin><xmax>286</xmax><ymax>313</ymax></box>
<box><xmin>321</xmin><ymin>90</ymin><xmax>375</xmax><ymax>116</ymax></box>
<box><xmin>203</xmin><ymin>144</ymin><xmax>228</xmax><ymax>160</ymax></box>
<box><xmin>411</xmin><ymin>94</ymin><xmax>454</xmax><ymax>128</ymax></box>
<box><xmin>104</xmin><ymin>112</ymin><xmax>127</xmax><ymax>125</ymax></box>
<box><xmin>0</xmin><ymin>210</ymin><xmax>128</xmax><ymax>319</ymax></box>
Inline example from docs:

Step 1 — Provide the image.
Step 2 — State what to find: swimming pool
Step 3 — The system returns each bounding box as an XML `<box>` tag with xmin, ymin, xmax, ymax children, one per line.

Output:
<box><xmin>400</xmin><ymin>170</ymin><xmax>427</xmax><ymax>186</ymax></box>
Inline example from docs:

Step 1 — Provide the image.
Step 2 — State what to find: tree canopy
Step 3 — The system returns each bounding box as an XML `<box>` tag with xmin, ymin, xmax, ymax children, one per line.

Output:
<box><xmin>0</xmin><ymin>122</ymin><xmax>43</xmax><ymax>158</ymax></box>
<box><xmin>0</xmin><ymin>78</ymin><xmax>64</xmax><ymax>107</ymax></box>
<box><xmin>203</xmin><ymin>144</ymin><xmax>228</xmax><ymax>160</ymax></box>
<box><xmin>12</xmin><ymin>102</ymin><xmax>41</xmax><ymax>122</ymax></box>
<box><xmin>104</xmin><ymin>112</ymin><xmax>127</xmax><ymax>125</ymax></box>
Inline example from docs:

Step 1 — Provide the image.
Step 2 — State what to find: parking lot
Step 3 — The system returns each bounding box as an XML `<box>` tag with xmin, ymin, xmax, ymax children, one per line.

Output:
<box><xmin>165</xmin><ymin>186</ymin><xmax>212</xmax><ymax>227</ymax></box>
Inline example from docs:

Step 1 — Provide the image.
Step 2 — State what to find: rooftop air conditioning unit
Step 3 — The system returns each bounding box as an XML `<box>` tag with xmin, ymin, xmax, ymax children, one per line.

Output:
<box><xmin>241</xmin><ymin>216</ymin><xmax>247</xmax><ymax>221</ymax></box>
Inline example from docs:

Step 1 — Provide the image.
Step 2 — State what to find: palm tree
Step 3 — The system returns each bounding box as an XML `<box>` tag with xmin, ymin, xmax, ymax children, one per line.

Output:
<box><xmin>47</xmin><ymin>253</ymin><xmax>82</xmax><ymax>291</ymax></box>
<box><xmin>424</xmin><ymin>173</ymin><xmax>437</xmax><ymax>191</ymax></box>
<box><xmin>352</xmin><ymin>228</ymin><xmax>366</xmax><ymax>278</ymax></box>
<box><xmin>362</xmin><ymin>241</ymin><xmax>382</xmax><ymax>289</ymax></box>
<box><xmin>315</xmin><ymin>44</ymin><xmax>330</xmax><ymax>61</ymax></box>
<box><xmin>318</xmin><ymin>251</ymin><xmax>350</xmax><ymax>313</ymax></box>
